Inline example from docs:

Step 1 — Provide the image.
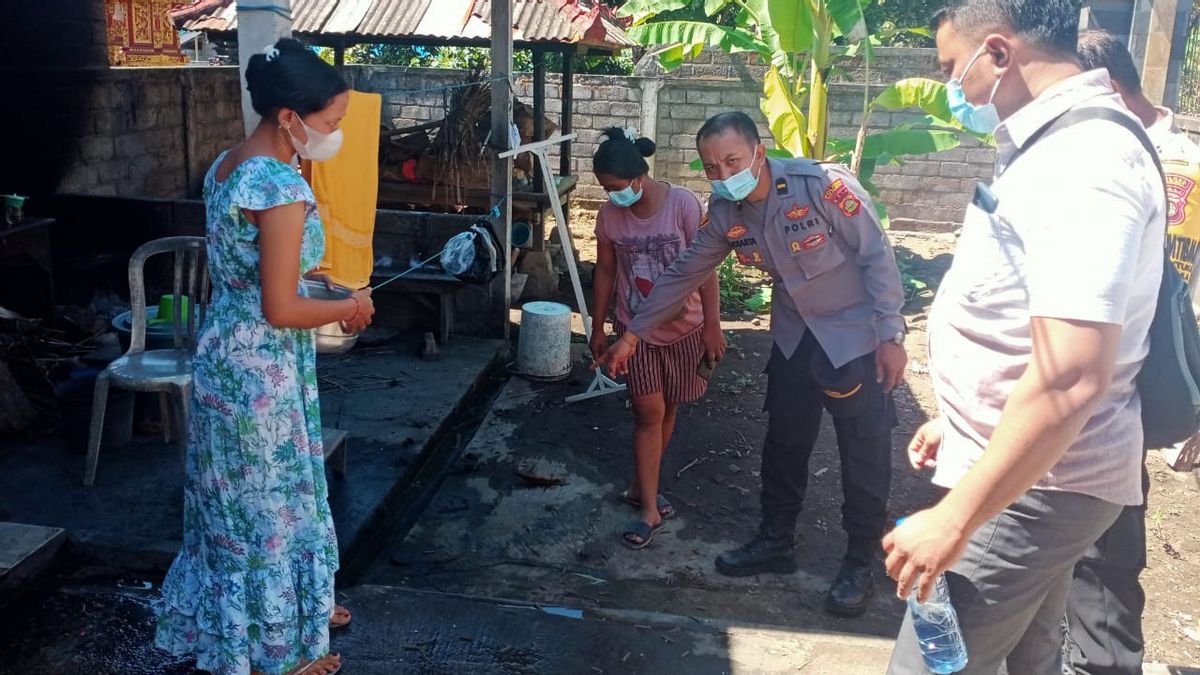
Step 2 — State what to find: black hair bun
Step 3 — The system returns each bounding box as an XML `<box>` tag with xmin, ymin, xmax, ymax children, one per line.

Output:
<box><xmin>634</xmin><ymin>137</ymin><xmax>656</xmax><ymax>158</ymax></box>
<box><xmin>243</xmin><ymin>37</ymin><xmax>348</xmax><ymax>119</ymax></box>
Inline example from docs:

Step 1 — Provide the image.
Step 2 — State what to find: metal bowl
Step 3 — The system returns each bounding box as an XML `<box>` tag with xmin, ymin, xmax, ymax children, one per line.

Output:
<box><xmin>301</xmin><ymin>279</ymin><xmax>360</xmax><ymax>355</ymax></box>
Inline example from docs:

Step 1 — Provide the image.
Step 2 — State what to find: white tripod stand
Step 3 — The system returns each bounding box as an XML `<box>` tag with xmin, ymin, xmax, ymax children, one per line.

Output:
<box><xmin>500</xmin><ymin>134</ymin><xmax>625</xmax><ymax>404</ymax></box>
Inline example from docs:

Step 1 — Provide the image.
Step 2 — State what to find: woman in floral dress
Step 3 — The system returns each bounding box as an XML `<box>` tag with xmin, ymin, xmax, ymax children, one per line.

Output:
<box><xmin>154</xmin><ymin>39</ymin><xmax>374</xmax><ymax>675</ymax></box>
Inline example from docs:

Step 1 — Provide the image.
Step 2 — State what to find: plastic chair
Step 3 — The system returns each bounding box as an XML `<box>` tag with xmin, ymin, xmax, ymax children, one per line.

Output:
<box><xmin>83</xmin><ymin>236</ymin><xmax>208</xmax><ymax>485</ymax></box>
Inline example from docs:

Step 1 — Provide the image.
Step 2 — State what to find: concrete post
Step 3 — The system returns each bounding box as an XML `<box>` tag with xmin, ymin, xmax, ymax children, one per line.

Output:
<box><xmin>1136</xmin><ymin>0</ymin><xmax>1185</xmax><ymax>106</ymax></box>
<box><xmin>236</xmin><ymin>0</ymin><xmax>293</xmax><ymax>137</ymax></box>
<box><xmin>639</xmin><ymin>78</ymin><xmax>664</xmax><ymax>174</ymax></box>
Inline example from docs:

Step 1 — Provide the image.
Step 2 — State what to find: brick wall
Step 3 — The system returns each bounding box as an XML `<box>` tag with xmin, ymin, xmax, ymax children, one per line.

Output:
<box><xmin>351</xmin><ymin>47</ymin><xmax>993</xmax><ymax>231</ymax></box>
<box><xmin>49</xmin><ymin>68</ymin><xmax>244</xmax><ymax>199</ymax></box>
<box><xmin>1</xmin><ymin>0</ymin><xmax>244</xmax><ymax>202</ymax></box>
<box><xmin>14</xmin><ymin>43</ymin><xmax>990</xmax><ymax>230</ymax></box>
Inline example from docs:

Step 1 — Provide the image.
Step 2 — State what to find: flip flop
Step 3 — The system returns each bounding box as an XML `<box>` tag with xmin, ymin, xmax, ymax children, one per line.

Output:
<box><xmin>329</xmin><ymin>605</ymin><xmax>351</xmax><ymax>629</ymax></box>
<box><xmin>621</xmin><ymin>518</ymin><xmax>664</xmax><ymax>550</ymax></box>
<box><xmin>619</xmin><ymin>490</ymin><xmax>677</xmax><ymax>520</ymax></box>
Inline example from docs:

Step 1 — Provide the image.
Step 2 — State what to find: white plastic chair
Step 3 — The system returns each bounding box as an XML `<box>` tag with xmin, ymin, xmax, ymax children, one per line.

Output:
<box><xmin>83</xmin><ymin>236</ymin><xmax>208</xmax><ymax>485</ymax></box>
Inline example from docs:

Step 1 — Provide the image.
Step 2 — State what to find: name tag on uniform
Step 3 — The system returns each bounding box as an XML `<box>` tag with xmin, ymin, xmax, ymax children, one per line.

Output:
<box><xmin>973</xmin><ymin>182</ymin><xmax>999</xmax><ymax>214</ymax></box>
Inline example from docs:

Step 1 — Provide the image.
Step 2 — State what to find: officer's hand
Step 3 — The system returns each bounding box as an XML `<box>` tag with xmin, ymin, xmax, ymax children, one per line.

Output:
<box><xmin>702</xmin><ymin>323</ymin><xmax>726</xmax><ymax>369</ymax></box>
<box><xmin>594</xmin><ymin>332</ymin><xmax>637</xmax><ymax>377</ymax></box>
<box><xmin>875</xmin><ymin>342</ymin><xmax>907</xmax><ymax>393</ymax></box>
<box><xmin>908</xmin><ymin>418</ymin><xmax>942</xmax><ymax>471</ymax></box>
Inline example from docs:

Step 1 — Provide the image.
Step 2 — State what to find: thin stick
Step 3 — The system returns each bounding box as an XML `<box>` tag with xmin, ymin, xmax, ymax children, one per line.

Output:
<box><xmin>676</xmin><ymin>457</ymin><xmax>703</xmax><ymax>479</ymax></box>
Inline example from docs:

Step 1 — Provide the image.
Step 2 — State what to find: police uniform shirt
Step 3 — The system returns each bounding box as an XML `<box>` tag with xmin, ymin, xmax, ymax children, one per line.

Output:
<box><xmin>628</xmin><ymin>157</ymin><xmax>906</xmax><ymax>368</ymax></box>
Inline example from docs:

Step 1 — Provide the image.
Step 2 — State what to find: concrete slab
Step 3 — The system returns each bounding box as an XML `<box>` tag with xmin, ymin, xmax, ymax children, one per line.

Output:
<box><xmin>0</xmin><ymin>522</ymin><xmax>65</xmax><ymax>603</ymax></box>
<box><xmin>0</xmin><ymin>337</ymin><xmax>502</xmax><ymax>578</ymax></box>
<box><xmin>365</xmin><ymin>329</ymin><xmax>943</xmax><ymax>650</ymax></box>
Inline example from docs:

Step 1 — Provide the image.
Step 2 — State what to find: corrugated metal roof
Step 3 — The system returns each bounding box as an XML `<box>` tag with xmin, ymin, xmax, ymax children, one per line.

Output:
<box><xmin>291</xmin><ymin>0</ymin><xmax>338</xmax><ymax>34</ymax></box>
<box><xmin>354</xmin><ymin>0</ymin><xmax>431</xmax><ymax>38</ymax></box>
<box><xmin>170</xmin><ymin>0</ymin><xmax>631</xmax><ymax>50</ymax></box>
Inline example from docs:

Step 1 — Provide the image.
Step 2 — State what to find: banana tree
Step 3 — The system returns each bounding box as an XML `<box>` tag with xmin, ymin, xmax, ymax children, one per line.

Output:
<box><xmin>617</xmin><ymin>0</ymin><xmax>978</xmax><ymax>218</ymax></box>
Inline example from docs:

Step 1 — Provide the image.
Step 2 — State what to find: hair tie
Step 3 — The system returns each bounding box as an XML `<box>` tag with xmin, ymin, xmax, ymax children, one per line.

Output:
<box><xmin>622</xmin><ymin>127</ymin><xmax>638</xmax><ymax>143</ymax></box>
<box><xmin>263</xmin><ymin>44</ymin><xmax>280</xmax><ymax>62</ymax></box>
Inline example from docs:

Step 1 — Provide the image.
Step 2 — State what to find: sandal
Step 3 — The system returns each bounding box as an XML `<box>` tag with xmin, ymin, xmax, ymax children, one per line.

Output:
<box><xmin>621</xmin><ymin>518</ymin><xmax>664</xmax><ymax>550</ymax></box>
<box><xmin>619</xmin><ymin>490</ymin><xmax>676</xmax><ymax>520</ymax></box>
<box><xmin>295</xmin><ymin>654</ymin><xmax>343</xmax><ymax>675</ymax></box>
<box><xmin>329</xmin><ymin>605</ymin><xmax>351</xmax><ymax>629</ymax></box>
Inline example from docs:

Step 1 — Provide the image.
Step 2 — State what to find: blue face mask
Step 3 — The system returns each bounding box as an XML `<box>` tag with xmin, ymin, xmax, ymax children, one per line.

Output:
<box><xmin>607</xmin><ymin>180</ymin><xmax>643</xmax><ymax>208</ymax></box>
<box><xmin>710</xmin><ymin>148</ymin><xmax>762</xmax><ymax>202</ymax></box>
<box><xmin>947</xmin><ymin>43</ymin><xmax>1005</xmax><ymax>134</ymax></box>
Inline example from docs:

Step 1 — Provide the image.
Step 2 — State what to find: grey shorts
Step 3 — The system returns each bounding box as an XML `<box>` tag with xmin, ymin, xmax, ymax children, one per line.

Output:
<box><xmin>886</xmin><ymin>489</ymin><xmax>1122</xmax><ymax>675</ymax></box>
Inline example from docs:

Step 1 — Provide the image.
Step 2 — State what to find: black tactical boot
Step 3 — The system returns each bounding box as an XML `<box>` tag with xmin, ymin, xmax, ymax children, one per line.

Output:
<box><xmin>825</xmin><ymin>558</ymin><xmax>877</xmax><ymax>617</ymax></box>
<box><xmin>714</xmin><ymin>531</ymin><xmax>797</xmax><ymax>577</ymax></box>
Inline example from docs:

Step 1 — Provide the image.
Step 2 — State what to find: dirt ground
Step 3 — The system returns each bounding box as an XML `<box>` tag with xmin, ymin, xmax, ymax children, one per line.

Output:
<box><xmin>412</xmin><ymin>211</ymin><xmax>1200</xmax><ymax>667</ymax></box>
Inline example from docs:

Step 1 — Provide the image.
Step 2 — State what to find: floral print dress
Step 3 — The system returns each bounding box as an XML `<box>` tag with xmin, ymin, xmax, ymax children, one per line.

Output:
<box><xmin>154</xmin><ymin>152</ymin><xmax>338</xmax><ymax>675</ymax></box>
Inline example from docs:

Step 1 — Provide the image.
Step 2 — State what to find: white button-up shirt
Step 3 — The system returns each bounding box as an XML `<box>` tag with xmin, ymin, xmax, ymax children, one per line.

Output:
<box><xmin>928</xmin><ymin>70</ymin><xmax>1164</xmax><ymax>506</ymax></box>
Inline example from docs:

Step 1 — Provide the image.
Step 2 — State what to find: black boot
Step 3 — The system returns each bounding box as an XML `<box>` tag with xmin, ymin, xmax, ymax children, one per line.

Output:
<box><xmin>825</xmin><ymin>558</ymin><xmax>877</xmax><ymax>617</ymax></box>
<box><xmin>714</xmin><ymin>531</ymin><xmax>797</xmax><ymax>577</ymax></box>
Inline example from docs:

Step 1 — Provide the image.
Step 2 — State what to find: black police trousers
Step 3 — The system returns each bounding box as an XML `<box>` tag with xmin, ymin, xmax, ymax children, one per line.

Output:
<box><xmin>759</xmin><ymin>333</ymin><xmax>895</xmax><ymax>564</ymax></box>
<box><xmin>1064</xmin><ymin>463</ymin><xmax>1150</xmax><ymax>675</ymax></box>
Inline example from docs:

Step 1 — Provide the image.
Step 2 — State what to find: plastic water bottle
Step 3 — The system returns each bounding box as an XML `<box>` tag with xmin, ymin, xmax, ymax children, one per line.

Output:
<box><xmin>907</xmin><ymin>573</ymin><xmax>969</xmax><ymax>673</ymax></box>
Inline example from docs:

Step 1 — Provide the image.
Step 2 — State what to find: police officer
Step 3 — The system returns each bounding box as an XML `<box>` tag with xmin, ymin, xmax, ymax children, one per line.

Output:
<box><xmin>596</xmin><ymin>112</ymin><xmax>907</xmax><ymax>616</ymax></box>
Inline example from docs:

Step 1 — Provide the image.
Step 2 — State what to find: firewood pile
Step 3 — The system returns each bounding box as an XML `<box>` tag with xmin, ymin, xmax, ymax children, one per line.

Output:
<box><xmin>0</xmin><ymin>306</ymin><xmax>103</xmax><ymax>435</ymax></box>
<box><xmin>380</xmin><ymin>70</ymin><xmax>558</xmax><ymax>203</ymax></box>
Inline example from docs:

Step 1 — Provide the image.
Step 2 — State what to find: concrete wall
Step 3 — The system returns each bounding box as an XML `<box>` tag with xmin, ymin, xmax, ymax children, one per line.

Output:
<box><xmin>352</xmin><ymin>48</ymin><xmax>992</xmax><ymax>231</ymax></box>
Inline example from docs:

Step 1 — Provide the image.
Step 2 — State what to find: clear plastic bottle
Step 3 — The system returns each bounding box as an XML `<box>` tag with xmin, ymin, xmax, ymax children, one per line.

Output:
<box><xmin>907</xmin><ymin>573</ymin><xmax>969</xmax><ymax>674</ymax></box>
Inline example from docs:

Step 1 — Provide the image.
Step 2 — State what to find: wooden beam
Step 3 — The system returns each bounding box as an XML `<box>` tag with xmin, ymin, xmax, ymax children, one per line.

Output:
<box><xmin>560</xmin><ymin>49</ymin><xmax>574</xmax><ymax>178</ymax></box>
<box><xmin>532</xmin><ymin>48</ymin><xmax>546</xmax><ymax>194</ymax></box>
<box><xmin>491</xmin><ymin>0</ymin><xmax>514</xmax><ymax>340</ymax></box>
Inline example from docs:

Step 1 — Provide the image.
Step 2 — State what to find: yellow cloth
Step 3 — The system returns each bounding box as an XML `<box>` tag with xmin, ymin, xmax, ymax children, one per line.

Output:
<box><xmin>310</xmin><ymin>90</ymin><xmax>382</xmax><ymax>290</ymax></box>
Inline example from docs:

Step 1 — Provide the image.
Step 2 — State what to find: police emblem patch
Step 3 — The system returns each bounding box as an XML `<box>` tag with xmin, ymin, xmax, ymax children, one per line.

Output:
<box><xmin>786</xmin><ymin>204</ymin><xmax>810</xmax><ymax>220</ymax></box>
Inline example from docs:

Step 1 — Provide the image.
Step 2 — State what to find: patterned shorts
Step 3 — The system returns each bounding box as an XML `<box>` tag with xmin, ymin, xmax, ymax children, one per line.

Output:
<box><xmin>616</xmin><ymin>323</ymin><xmax>708</xmax><ymax>403</ymax></box>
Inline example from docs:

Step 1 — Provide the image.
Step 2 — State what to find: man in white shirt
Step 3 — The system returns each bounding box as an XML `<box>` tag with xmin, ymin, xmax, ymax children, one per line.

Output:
<box><xmin>884</xmin><ymin>2</ymin><xmax>1164</xmax><ymax>673</ymax></box>
<box><xmin>1065</xmin><ymin>30</ymin><xmax>1200</xmax><ymax>675</ymax></box>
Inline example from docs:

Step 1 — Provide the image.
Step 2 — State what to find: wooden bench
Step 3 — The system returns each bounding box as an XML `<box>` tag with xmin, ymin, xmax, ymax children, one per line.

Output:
<box><xmin>369</xmin><ymin>269</ymin><xmax>463</xmax><ymax>344</ymax></box>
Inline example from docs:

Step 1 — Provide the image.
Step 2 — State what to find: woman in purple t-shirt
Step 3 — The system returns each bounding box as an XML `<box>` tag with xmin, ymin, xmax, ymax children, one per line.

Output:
<box><xmin>589</xmin><ymin>127</ymin><xmax>725</xmax><ymax>549</ymax></box>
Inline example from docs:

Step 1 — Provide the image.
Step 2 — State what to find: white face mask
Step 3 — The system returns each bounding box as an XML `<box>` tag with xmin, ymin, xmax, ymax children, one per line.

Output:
<box><xmin>284</xmin><ymin>116</ymin><xmax>343</xmax><ymax>161</ymax></box>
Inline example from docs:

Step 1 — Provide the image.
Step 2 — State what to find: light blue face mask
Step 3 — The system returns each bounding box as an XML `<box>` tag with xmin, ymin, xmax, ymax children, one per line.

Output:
<box><xmin>608</xmin><ymin>180</ymin><xmax>643</xmax><ymax>208</ymax></box>
<box><xmin>710</xmin><ymin>148</ymin><xmax>762</xmax><ymax>202</ymax></box>
<box><xmin>947</xmin><ymin>43</ymin><xmax>1006</xmax><ymax>134</ymax></box>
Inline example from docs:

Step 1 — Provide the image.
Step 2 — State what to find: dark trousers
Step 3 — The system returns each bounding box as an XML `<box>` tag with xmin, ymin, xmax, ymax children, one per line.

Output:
<box><xmin>759</xmin><ymin>334</ymin><xmax>894</xmax><ymax>563</ymax></box>
<box><xmin>1065</xmin><ymin>466</ymin><xmax>1150</xmax><ymax>675</ymax></box>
